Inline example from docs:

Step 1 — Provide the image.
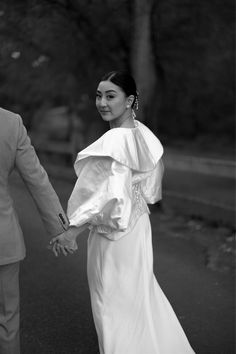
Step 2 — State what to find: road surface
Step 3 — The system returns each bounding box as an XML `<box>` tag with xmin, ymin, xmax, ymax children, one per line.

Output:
<box><xmin>9</xmin><ymin>172</ymin><xmax>234</xmax><ymax>354</ymax></box>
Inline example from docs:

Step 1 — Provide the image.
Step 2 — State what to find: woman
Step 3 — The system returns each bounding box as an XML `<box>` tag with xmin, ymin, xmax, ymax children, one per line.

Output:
<box><xmin>51</xmin><ymin>71</ymin><xmax>195</xmax><ymax>354</ymax></box>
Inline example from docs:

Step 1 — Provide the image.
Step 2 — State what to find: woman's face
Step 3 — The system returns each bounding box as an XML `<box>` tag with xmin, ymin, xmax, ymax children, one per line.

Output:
<box><xmin>96</xmin><ymin>80</ymin><xmax>129</xmax><ymax>122</ymax></box>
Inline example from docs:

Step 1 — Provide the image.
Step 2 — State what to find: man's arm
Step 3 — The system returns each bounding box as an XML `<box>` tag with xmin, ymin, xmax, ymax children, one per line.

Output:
<box><xmin>15</xmin><ymin>114</ymin><xmax>69</xmax><ymax>236</ymax></box>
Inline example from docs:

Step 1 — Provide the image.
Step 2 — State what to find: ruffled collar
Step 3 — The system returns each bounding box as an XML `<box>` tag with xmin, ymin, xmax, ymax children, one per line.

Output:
<box><xmin>74</xmin><ymin>120</ymin><xmax>163</xmax><ymax>173</ymax></box>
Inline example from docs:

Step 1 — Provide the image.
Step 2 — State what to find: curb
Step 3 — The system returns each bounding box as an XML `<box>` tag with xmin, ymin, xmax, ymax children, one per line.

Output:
<box><xmin>163</xmin><ymin>190</ymin><xmax>235</xmax><ymax>227</ymax></box>
<box><xmin>164</xmin><ymin>153</ymin><xmax>235</xmax><ymax>178</ymax></box>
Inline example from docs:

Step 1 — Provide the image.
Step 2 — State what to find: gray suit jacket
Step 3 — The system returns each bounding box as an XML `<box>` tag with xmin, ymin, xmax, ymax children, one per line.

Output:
<box><xmin>0</xmin><ymin>108</ymin><xmax>69</xmax><ymax>265</ymax></box>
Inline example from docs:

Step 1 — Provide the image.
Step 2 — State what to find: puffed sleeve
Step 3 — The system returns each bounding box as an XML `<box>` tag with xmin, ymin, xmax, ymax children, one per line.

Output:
<box><xmin>140</xmin><ymin>159</ymin><xmax>164</xmax><ymax>204</ymax></box>
<box><xmin>67</xmin><ymin>156</ymin><xmax>132</xmax><ymax>232</ymax></box>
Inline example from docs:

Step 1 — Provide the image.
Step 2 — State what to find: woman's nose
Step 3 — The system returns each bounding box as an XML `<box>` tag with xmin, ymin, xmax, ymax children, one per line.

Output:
<box><xmin>100</xmin><ymin>97</ymin><xmax>107</xmax><ymax>106</ymax></box>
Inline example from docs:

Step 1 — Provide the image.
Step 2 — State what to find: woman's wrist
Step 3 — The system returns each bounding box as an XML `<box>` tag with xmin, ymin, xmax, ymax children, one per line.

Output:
<box><xmin>66</xmin><ymin>224</ymin><xmax>88</xmax><ymax>241</ymax></box>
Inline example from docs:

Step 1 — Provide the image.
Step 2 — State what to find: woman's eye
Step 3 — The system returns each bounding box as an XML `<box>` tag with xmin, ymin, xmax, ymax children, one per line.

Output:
<box><xmin>107</xmin><ymin>95</ymin><xmax>114</xmax><ymax>99</ymax></box>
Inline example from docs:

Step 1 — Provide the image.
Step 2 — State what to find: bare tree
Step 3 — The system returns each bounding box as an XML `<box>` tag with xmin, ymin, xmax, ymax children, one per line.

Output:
<box><xmin>131</xmin><ymin>0</ymin><xmax>159</xmax><ymax>128</ymax></box>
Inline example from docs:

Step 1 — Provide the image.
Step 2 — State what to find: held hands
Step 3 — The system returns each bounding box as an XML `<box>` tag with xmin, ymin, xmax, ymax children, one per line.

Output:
<box><xmin>49</xmin><ymin>226</ymin><xmax>80</xmax><ymax>257</ymax></box>
<box><xmin>49</xmin><ymin>224</ymin><xmax>88</xmax><ymax>257</ymax></box>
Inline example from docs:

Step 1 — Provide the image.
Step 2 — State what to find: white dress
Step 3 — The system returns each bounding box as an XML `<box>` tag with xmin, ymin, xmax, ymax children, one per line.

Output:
<box><xmin>68</xmin><ymin>121</ymin><xmax>195</xmax><ymax>354</ymax></box>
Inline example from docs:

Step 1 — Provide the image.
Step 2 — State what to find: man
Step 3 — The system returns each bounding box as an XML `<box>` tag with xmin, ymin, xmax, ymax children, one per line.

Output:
<box><xmin>0</xmin><ymin>107</ymin><xmax>70</xmax><ymax>354</ymax></box>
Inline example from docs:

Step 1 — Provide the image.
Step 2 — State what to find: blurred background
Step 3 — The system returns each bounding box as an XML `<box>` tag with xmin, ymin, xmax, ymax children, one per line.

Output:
<box><xmin>0</xmin><ymin>0</ymin><xmax>234</xmax><ymax>141</ymax></box>
<box><xmin>0</xmin><ymin>0</ymin><xmax>234</xmax><ymax>225</ymax></box>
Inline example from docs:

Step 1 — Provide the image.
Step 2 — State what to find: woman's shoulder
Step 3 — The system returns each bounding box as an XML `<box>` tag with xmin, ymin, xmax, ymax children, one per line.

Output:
<box><xmin>76</xmin><ymin>120</ymin><xmax>163</xmax><ymax>172</ymax></box>
<box><xmin>101</xmin><ymin>124</ymin><xmax>139</xmax><ymax>148</ymax></box>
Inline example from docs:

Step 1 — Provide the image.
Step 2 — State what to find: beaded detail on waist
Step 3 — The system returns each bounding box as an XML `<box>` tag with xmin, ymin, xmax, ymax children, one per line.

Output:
<box><xmin>131</xmin><ymin>182</ymin><xmax>149</xmax><ymax>223</ymax></box>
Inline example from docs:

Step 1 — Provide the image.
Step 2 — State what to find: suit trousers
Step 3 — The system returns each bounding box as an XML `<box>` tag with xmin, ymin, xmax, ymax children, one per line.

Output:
<box><xmin>0</xmin><ymin>262</ymin><xmax>20</xmax><ymax>354</ymax></box>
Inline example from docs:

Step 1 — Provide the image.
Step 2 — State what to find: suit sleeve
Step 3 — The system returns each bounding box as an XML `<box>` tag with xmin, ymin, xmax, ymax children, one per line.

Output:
<box><xmin>15</xmin><ymin>114</ymin><xmax>69</xmax><ymax>236</ymax></box>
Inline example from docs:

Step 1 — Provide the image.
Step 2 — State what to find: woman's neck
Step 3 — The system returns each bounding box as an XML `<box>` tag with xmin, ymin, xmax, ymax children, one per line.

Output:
<box><xmin>109</xmin><ymin>111</ymin><xmax>135</xmax><ymax>129</ymax></box>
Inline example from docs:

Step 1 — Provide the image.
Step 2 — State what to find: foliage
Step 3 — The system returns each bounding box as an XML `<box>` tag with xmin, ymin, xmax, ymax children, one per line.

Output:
<box><xmin>152</xmin><ymin>0</ymin><xmax>234</xmax><ymax>139</ymax></box>
<box><xmin>0</xmin><ymin>0</ymin><xmax>234</xmax><ymax>145</ymax></box>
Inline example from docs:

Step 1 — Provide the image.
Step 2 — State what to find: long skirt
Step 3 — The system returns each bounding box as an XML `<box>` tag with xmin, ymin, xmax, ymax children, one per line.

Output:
<box><xmin>87</xmin><ymin>213</ymin><xmax>195</xmax><ymax>354</ymax></box>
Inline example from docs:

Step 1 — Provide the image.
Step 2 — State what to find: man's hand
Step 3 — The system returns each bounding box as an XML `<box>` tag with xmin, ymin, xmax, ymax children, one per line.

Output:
<box><xmin>49</xmin><ymin>224</ymin><xmax>89</xmax><ymax>257</ymax></box>
<box><xmin>49</xmin><ymin>227</ymin><xmax>79</xmax><ymax>257</ymax></box>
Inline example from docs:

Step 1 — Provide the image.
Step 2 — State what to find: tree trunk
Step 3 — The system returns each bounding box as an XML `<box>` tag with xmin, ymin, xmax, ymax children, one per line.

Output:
<box><xmin>131</xmin><ymin>0</ymin><xmax>158</xmax><ymax>131</ymax></box>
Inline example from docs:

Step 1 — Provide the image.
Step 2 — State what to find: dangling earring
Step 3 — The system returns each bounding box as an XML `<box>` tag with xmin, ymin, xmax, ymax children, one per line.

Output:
<box><xmin>134</xmin><ymin>93</ymin><xmax>139</xmax><ymax>111</ymax></box>
<box><xmin>132</xmin><ymin>109</ymin><xmax>136</xmax><ymax>119</ymax></box>
<box><xmin>127</xmin><ymin>103</ymin><xmax>135</xmax><ymax>119</ymax></box>
<box><xmin>132</xmin><ymin>93</ymin><xmax>139</xmax><ymax>120</ymax></box>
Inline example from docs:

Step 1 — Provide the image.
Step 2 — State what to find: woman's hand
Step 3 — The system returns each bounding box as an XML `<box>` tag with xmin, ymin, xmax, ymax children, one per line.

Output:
<box><xmin>50</xmin><ymin>231</ymin><xmax>76</xmax><ymax>257</ymax></box>
<box><xmin>49</xmin><ymin>224</ymin><xmax>88</xmax><ymax>257</ymax></box>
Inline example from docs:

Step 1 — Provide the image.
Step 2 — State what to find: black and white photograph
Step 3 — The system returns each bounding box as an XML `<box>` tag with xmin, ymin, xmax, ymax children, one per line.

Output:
<box><xmin>0</xmin><ymin>1</ymin><xmax>234</xmax><ymax>353</ymax></box>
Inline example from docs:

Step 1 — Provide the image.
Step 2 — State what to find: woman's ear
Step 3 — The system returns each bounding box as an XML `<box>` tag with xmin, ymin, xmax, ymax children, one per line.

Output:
<box><xmin>127</xmin><ymin>95</ymin><xmax>135</xmax><ymax>107</ymax></box>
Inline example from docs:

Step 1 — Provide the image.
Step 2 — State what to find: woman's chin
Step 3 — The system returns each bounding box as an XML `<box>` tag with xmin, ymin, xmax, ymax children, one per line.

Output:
<box><xmin>100</xmin><ymin>114</ymin><xmax>113</xmax><ymax>122</ymax></box>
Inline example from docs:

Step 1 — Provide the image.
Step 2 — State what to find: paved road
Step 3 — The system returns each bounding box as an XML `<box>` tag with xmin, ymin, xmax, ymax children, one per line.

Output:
<box><xmin>163</xmin><ymin>169</ymin><xmax>235</xmax><ymax>226</ymax></box>
<box><xmin>9</xmin><ymin>173</ymin><xmax>234</xmax><ymax>354</ymax></box>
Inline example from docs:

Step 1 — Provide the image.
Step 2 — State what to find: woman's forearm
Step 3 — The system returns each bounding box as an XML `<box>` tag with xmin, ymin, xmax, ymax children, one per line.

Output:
<box><xmin>67</xmin><ymin>223</ymin><xmax>89</xmax><ymax>240</ymax></box>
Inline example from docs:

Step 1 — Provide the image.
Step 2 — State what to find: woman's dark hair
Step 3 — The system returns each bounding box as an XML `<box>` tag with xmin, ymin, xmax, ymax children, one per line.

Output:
<box><xmin>101</xmin><ymin>71</ymin><xmax>138</xmax><ymax>108</ymax></box>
